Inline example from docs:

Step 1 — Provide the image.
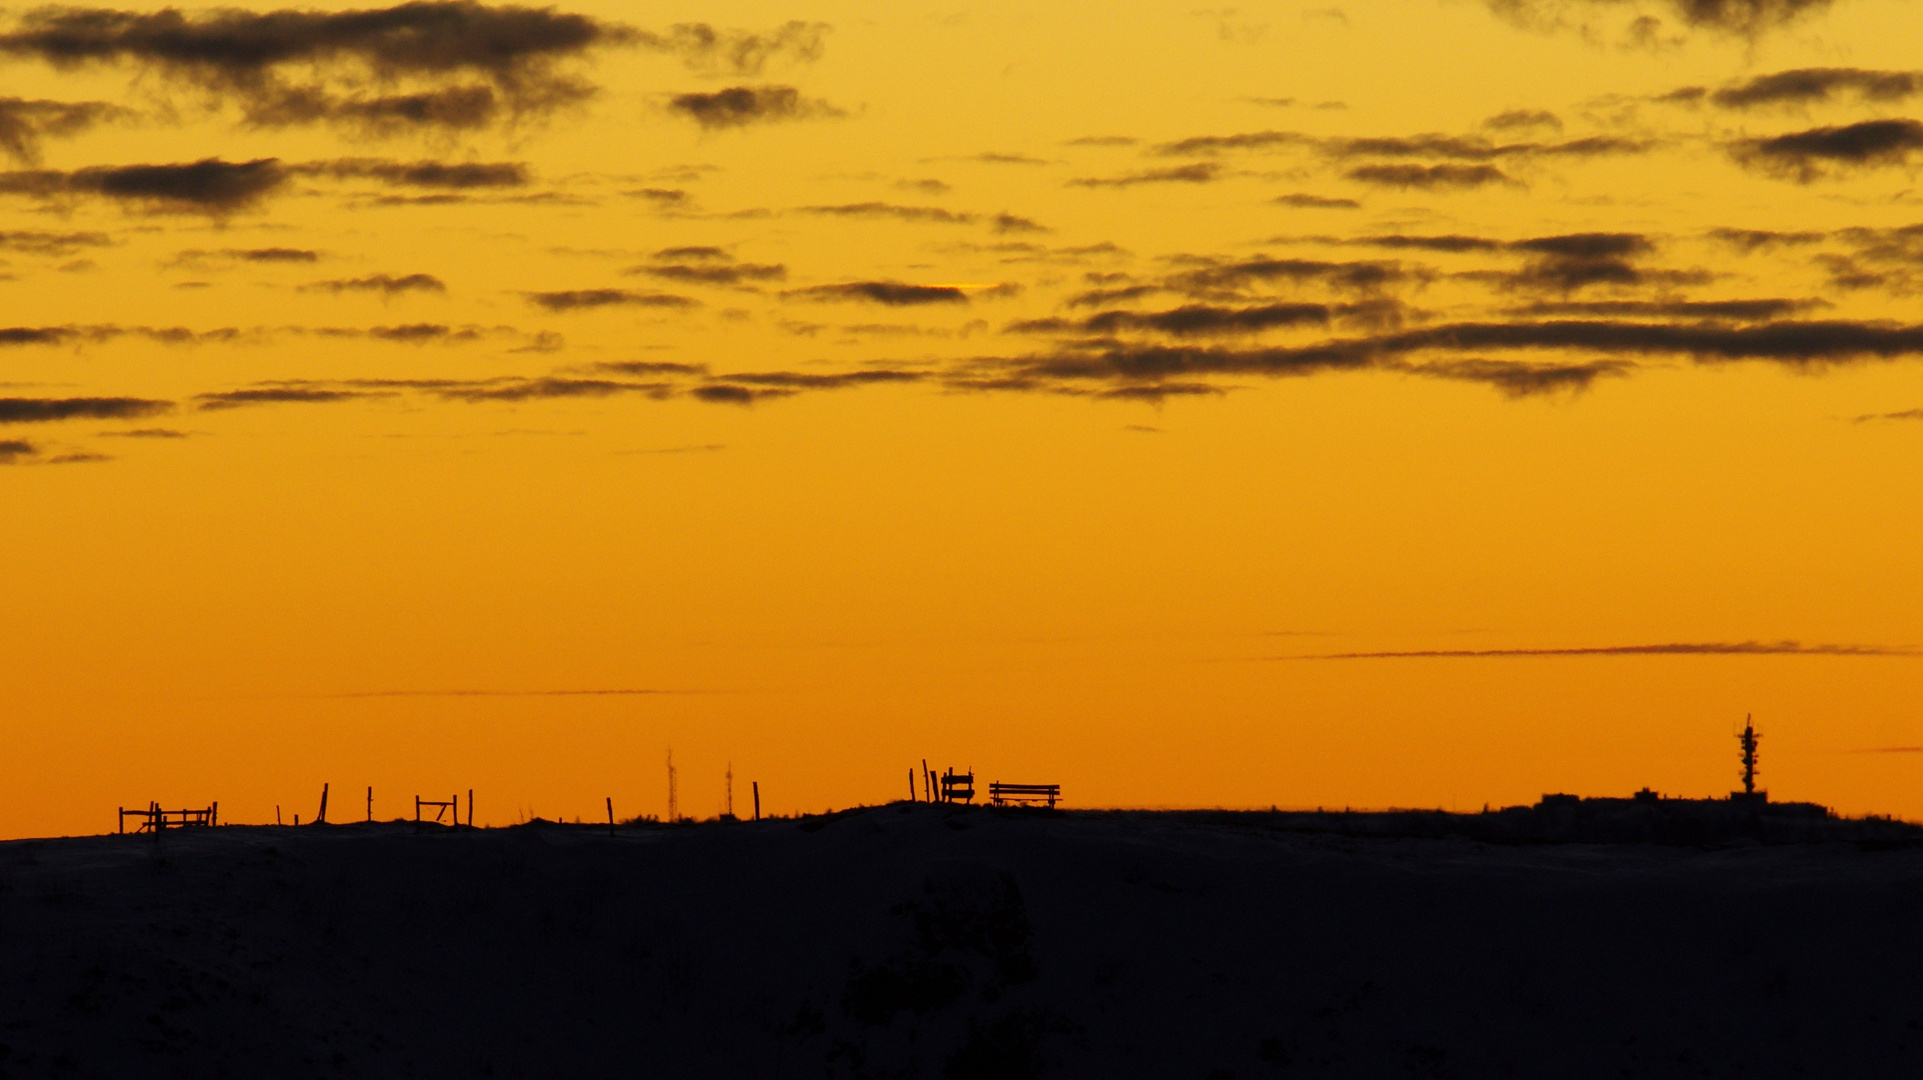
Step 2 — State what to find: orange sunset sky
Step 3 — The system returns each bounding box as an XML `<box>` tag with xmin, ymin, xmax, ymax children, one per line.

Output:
<box><xmin>4</xmin><ymin>0</ymin><xmax>1923</xmax><ymax>838</ymax></box>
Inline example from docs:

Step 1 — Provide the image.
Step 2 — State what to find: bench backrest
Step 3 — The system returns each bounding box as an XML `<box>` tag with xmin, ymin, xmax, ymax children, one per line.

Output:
<box><xmin>987</xmin><ymin>782</ymin><xmax>1061</xmax><ymax>807</ymax></box>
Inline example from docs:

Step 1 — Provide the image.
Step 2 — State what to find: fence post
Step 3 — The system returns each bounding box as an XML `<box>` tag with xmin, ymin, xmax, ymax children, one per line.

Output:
<box><xmin>752</xmin><ymin>781</ymin><xmax>760</xmax><ymax>821</ymax></box>
<box><xmin>468</xmin><ymin>790</ymin><xmax>474</xmax><ymax>828</ymax></box>
<box><xmin>607</xmin><ymin>796</ymin><xmax>614</xmax><ymax>837</ymax></box>
<box><xmin>212</xmin><ymin>801</ymin><xmax>218</xmax><ymax>827</ymax></box>
<box><xmin>118</xmin><ymin>806</ymin><xmax>123</xmax><ymax>835</ymax></box>
<box><xmin>367</xmin><ymin>786</ymin><xmax>372</xmax><ymax>823</ymax></box>
<box><xmin>317</xmin><ymin>783</ymin><xmax>328</xmax><ymax>825</ymax></box>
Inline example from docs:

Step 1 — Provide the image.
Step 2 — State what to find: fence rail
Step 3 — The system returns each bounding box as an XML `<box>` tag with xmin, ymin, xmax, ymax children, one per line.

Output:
<box><xmin>119</xmin><ymin>802</ymin><xmax>217</xmax><ymax>833</ymax></box>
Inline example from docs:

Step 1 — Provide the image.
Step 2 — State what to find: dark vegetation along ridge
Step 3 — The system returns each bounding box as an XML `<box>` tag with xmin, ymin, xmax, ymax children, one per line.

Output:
<box><xmin>3</xmin><ymin>803</ymin><xmax>1923</xmax><ymax>1079</ymax></box>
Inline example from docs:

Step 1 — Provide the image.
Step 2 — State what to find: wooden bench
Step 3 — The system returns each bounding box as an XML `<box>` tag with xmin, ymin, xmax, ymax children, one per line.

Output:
<box><xmin>119</xmin><ymin>802</ymin><xmax>217</xmax><ymax>833</ymax></box>
<box><xmin>989</xmin><ymin>782</ymin><xmax>1060</xmax><ymax>808</ymax></box>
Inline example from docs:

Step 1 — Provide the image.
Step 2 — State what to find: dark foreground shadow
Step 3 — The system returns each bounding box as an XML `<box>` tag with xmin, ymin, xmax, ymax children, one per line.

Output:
<box><xmin>2</xmin><ymin>803</ymin><xmax>1921</xmax><ymax>1078</ymax></box>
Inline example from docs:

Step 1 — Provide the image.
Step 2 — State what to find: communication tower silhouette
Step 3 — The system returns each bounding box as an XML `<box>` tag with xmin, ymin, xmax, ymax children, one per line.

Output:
<box><xmin>1735</xmin><ymin>714</ymin><xmax>1764</xmax><ymax>802</ymax></box>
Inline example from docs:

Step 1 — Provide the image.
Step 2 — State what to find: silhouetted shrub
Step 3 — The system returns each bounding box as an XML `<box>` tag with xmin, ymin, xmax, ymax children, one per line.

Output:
<box><xmin>900</xmin><ymin>870</ymin><xmax>1037</xmax><ymax>986</ymax></box>
<box><xmin>842</xmin><ymin>957</ymin><xmax>971</xmax><ymax>1024</ymax></box>
<box><xmin>944</xmin><ymin>1010</ymin><xmax>1075</xmax><ymax>1080</ymax></box>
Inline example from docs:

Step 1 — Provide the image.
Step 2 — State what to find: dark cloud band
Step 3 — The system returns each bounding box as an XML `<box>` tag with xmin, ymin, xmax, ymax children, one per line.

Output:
<box><xmin>666</xmin><ymin>84</ymin><xmax>838</xmax><ymax>129</ymax></box>
<box><xmin>635</xmin><ymin>21</ymin><xmax>827</xmax><ymax>75</ymax></box>
<box><xmin>969</xmin><ymin>318</ymin><xmax>1923</xmax><ymax>400</ymax></box>
<box><xmin>631</xmin><ymin>262</ymin><xmax>786</xmax><ymax>286</ymax></box>
<box><xmin>0</xmin><ymin>97</ymin><xmax>121</xmax><ymax>163</ymax></box>
<box><xmin>524</xmin><ymin>289</ymin><xmax>697</xmax><ymax>311</ymax></box>
<box><xmin>0</xmin><ymin>396</ymin><xmax>170</xmax><ymax>422</ymax></box>
<box><xmin>0</xmin><ymin>157</ymin><xmax>284</xmax><ymax>212</ymax></box>
<box><xmin>0</xmin><ymin>3</ymin><xmax>631</xmax><ymax>133</ymax></box>
<box><xmin>783</xmin><ymin>282</ymin><xmax>968</xmax><ymax>305</ymax></box>
<box><xmin>1345</xmin><ymin>163</ymin><xmax>1511</xmax><ymax>189</ymax></box>
<box><xmin>196</xmin><ymin>387</ymin><xmax>384</xmax><ymax>410</ymax></box>
<box><xmin>302</xmin><ymin>273</ymin><xmax>445</xmax><ymax>295</ymax></box>
<box><xmin>0</xmin><ymin>155</ymin><xmax>528</xmax><ymax>213</ymax></box>
<box><xmin>1156</xmin><ymin>129</ymin><xmax>1649</xmax><ymax>162</ymax></box>
<box><xmin>1711</xmin><ymin>68</ymin><xmax>1923</xmax><ymax>109</ymax></box>
<box><xmin>1486</xmin><ymin>0</ymin><xmax>1837</xmax><ymax>36</ymax></box>
<box><xmin>1068</xmin><ymin>164</ymin><xmax>1220</xmax><ymax>188</ymax></box>
<box><xmin>293</xmin><ymin>158</ymin><xmax>527</xmax><ymax>188</ymax></box>
<box><xmin>0</xmin><ymin>228</ymin><xmax>111</xmax><ymax>254</ymax></box>
<box><xmin>1732</xmin><ymin>119</ymin><xmax>1923</xmax><ymax>181</ymax></box>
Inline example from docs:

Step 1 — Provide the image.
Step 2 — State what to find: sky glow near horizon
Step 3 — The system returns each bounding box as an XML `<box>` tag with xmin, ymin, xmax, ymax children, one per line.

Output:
<box><xmin>4</xmin><ymin>0</ymin><xmax>1923</xmax><ymax>837</ymax></box>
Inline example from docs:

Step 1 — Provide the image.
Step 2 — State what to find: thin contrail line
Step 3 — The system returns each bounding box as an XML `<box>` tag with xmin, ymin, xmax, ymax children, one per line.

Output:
<box><xmin>1290</xmin><ymin>640</ymin><xmax>1918</xmax><ymax>659</ymax></box>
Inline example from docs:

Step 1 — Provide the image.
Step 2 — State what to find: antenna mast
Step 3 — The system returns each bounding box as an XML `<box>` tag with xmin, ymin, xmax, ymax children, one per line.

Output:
<box><xmin>1738</xmin><ymin>714</ymin><xmax>1760</xmax><ymax>795</ymax></box>
<box><xmin>667</xmin><ymin>749</ymin><xmax>678</xmax><ymax>823</ymax></box>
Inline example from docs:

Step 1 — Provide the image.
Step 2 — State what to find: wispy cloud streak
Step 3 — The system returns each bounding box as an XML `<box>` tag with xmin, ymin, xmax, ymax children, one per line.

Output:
<box><xmin>322</xmin><ymin>688</ymin><xmax>681</xmax><ymax>698</ymax></box>
<box><xmin>1293</xmin><ymin>641</ymin><xmax>1917</xmax><ymax>659</ymax></box>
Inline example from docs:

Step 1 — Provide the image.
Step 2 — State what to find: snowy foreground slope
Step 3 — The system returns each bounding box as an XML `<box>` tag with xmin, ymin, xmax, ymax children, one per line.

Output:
<box><xmin>3</xmin><ymin>805</ymin><xmax>1923</xmax><ymax>1079</ymax></box>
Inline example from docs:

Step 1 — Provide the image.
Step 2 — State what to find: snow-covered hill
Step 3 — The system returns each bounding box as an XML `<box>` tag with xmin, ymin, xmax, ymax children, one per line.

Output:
<box><xmin>3</xmin><ymin>804</ymin><xmax>1922</xmax><ymax>1078</ymax></box>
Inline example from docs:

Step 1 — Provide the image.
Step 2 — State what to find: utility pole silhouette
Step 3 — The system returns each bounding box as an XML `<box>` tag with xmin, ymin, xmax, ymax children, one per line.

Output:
<box><xmin>725</xmin><ymin>762</ymin><xmax>734</xmax><ymax>818</ymax></box>
<box><xmin>667</xmin><ymin>749</ymin><xmax>678</xmax><ymax>823</ymax></box>
<box><xmin>1739</xmin><ymin>715</ymin><xmax>1760</xmax><ymax>795</ymax></box>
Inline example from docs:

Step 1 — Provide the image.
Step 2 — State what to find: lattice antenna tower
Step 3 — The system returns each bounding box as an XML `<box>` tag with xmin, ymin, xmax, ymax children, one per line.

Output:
<box><xmin>667</xmin><ymin>749</ymin><xmax>678</xmax><ymax>822</ymax></box>
<box><xmin>1738</xmin><ymin>714</ymin><xmax>1760</xmax><ymax>795</ymax></box>
<box><xmin>725</xmin><ymin>762</ymin><xmax>734</xmax><ymax>818</ymax></box>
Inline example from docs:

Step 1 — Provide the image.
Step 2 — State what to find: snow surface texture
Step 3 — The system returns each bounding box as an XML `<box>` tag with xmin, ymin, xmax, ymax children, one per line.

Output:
<box><xmin>2</xmin><ymin>805</ymin><xmax>1922</xmax><ymax>1078</ymax></box>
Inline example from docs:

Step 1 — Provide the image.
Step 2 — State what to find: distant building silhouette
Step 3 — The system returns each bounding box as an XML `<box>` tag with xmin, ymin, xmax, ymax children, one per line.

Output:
<box><xmin>1502</xmin><ymin>714</ymin><xmax>1841</xmax><ymax>841</ymax></box>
